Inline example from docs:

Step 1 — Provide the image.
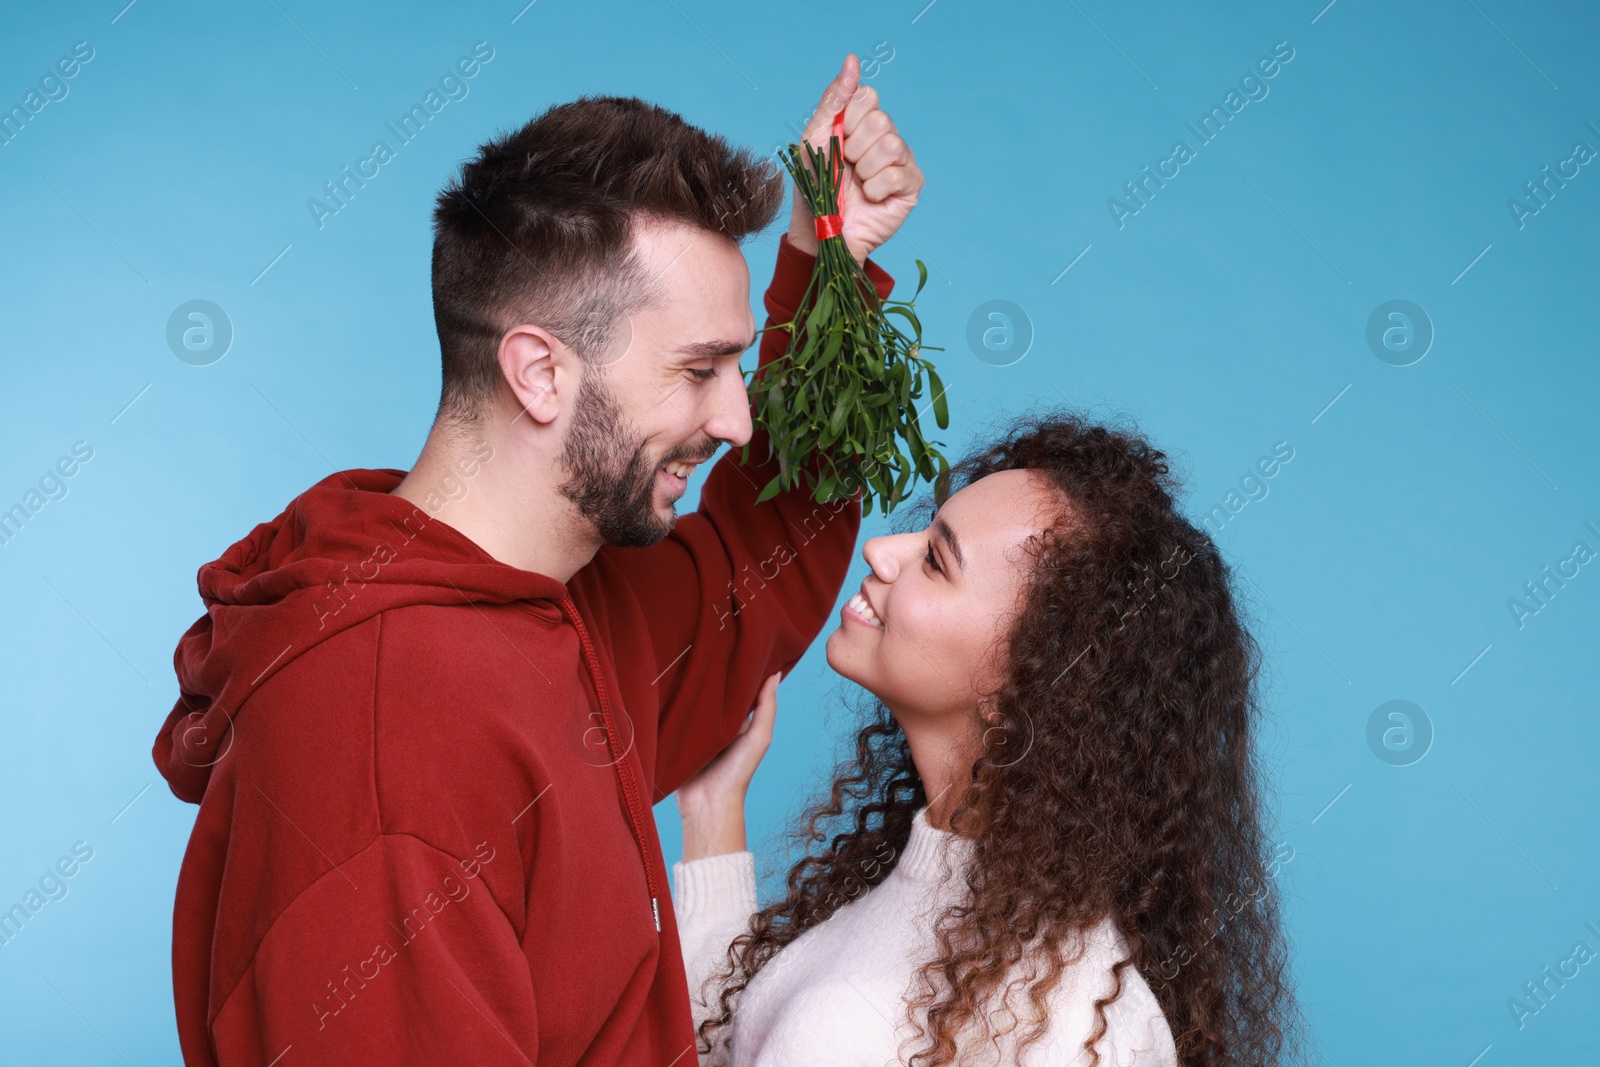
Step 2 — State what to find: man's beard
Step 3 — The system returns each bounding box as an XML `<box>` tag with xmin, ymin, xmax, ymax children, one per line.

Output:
<box><xmin>557</xmin><ymin>365</ymin><xmax>701</xmax><ymax>548</ymax></box>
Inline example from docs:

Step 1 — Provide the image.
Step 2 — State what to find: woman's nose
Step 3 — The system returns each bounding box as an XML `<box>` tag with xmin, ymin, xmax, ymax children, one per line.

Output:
<box><xmin>861</xmin><ymin>536</ymin><xmax>887</xmax><ymax>582</ymax></box>
<box><xmin>861</xmin><ymin>534</ymin><xmax>905</xmax><ymax>582</ymax></box>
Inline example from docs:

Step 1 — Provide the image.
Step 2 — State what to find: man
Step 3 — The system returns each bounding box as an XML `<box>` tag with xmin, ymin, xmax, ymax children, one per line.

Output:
<box><xmin>152</xmin><ymin>54</ymin><xmax>922</xmax><ymax>1065</ymax></box>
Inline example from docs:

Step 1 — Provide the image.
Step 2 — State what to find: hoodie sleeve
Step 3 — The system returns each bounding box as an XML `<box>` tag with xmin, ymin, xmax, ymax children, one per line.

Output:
<box><xmin>209</xmin><ymin>833</ymin><xmax>539</xmax><ymax>1065</ymax></box>
<box><xmin>595</xmin><ymin>235</ymin><xmax>894</xmax><ymax>799</ymax></box>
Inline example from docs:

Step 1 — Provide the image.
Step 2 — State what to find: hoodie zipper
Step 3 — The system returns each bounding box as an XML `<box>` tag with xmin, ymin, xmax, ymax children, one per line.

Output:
<box><xmin>558</xmin><ymin>593</ymin><xmax>662</xmax><ymax>933</ymax></box>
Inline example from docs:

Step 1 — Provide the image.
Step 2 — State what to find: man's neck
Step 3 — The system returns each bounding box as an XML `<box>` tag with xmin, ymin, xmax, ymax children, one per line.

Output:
<box><xmin>391</xmin><ymin>410</ymin><xmax>598</xmax><ymax>584</ymax></box>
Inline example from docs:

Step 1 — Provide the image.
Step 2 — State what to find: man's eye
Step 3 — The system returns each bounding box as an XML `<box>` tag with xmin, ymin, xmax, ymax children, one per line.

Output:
<box><xmin>688</xmin><ymin>368</ymin><xmax>717</xmax><ymax>382</ymax></box>
<box><xmin>924</xmin><ymin>540</ymin><xmax>942</xmax><ymax>574</ymax></box>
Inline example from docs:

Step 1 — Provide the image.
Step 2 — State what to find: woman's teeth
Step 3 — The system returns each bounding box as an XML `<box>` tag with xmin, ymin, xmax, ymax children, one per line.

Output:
<box><xmin>847</xmin><ymin>592</ymin><xmax>884</xmax><ymax>629</ymax></box>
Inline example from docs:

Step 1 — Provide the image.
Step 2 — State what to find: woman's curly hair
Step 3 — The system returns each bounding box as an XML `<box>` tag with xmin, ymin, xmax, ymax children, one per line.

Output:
<box><xmin>695</xmin><ymin>407</ymin><xmax>1303</xmax><ymax>1066</ymax></box>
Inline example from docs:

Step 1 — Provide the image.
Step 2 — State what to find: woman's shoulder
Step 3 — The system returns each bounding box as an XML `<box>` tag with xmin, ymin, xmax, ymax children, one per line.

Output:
<box><xmin>978</xmin><ymin>913</ymin><xmax>1177</xmax><ymax>1067</ymax></box>
<box><xmin>1063</xmin><ymin>914</ymin><xmax>1180</xmax><ymax>1065</ymax></box>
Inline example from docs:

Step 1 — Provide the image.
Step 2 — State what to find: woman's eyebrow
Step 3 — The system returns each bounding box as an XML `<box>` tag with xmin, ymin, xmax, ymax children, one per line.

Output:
<box><xmin>933</xmin><ymin>515</ymin><xmax>965</xmax><ymax>571</ymax></box>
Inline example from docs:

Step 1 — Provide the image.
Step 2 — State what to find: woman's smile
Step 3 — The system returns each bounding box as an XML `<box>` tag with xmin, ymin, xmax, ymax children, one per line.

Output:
<box><xmin>842</xmin><ymin>590</ymin><xmax>884</xmax><ymax>629</ymax></box>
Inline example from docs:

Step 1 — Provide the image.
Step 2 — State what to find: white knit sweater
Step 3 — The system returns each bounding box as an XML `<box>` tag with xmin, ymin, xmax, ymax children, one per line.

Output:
<box><xmin>672</xmin><ymin>805</ymin><xmax>1179</xmax><ymax>1066</ymax></box>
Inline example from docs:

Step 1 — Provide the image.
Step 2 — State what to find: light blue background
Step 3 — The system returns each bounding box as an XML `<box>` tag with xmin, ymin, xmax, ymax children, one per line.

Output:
<box><xmin>2</xmin><ymin>0</ymin><xmax>1596</xmax><ymax>1062</ymax></box>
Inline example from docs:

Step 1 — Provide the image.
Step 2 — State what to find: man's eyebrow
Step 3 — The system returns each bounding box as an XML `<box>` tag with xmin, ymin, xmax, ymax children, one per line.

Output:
<box><xmin>933</xmin><ymin>515</ymin><xmax>965</xmax><ymax>572</ymax></box>
<box><xmin>673</xmin><ymin>335</ymin><xmax>758</xmax><ymax>360</ymax></box>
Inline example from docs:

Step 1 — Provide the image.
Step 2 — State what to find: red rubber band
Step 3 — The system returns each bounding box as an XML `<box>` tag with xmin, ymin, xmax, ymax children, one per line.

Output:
<box><xmin>830</xmin><ymin>105</ymin><xmax>845</xmax><ymax>188</ymax></box>
<box><xmin>813</xmin><ymin>105</ymin><xmax>848</xmax><ymax>241</ymax></box>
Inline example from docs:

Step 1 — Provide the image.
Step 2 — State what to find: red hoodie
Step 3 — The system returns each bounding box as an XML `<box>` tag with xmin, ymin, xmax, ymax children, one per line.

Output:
<box><xmin>153</xmin><ymin>235</ymin><xmax>892</xmax><ymax>1066</ymax></box>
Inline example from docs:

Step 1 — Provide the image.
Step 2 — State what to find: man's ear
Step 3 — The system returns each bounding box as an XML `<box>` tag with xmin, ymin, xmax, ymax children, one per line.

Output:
<box><xmin>499</xmin><ymin>324</ymin><xmax>567</xmax><ymax>426</ymax></box>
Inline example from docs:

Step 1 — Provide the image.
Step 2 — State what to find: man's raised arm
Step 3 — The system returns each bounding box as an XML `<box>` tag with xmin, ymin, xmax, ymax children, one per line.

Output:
<box><xmin>587</xmin><ymin>54</ymin><xmax>924</xmax><ymax>798</ymax></box>
<box><xmin>601</xmin><ymin>236</ymin><xmax>890</xmax><ymax>798</ymax></box>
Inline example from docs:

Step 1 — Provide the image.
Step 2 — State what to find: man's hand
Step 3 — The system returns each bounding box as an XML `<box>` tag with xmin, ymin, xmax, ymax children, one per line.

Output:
<box><xmin>786</xmin><ymin>54</ymin><xmax>923</xmax><ymax>266</ymax></box>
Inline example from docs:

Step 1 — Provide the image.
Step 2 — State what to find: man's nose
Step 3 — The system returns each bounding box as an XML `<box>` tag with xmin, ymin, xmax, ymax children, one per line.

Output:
<box><xmin>709</xmin><ymin>374</ymin><xmax>754</xmax><ymax>450</ymax></box>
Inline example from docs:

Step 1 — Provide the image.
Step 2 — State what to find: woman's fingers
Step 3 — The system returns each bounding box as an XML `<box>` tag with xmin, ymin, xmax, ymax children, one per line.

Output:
<box><xmin>680</xmin><ymin>671</ymin><xmax>784</xmax><ymax>800</ymax></box>
<box><xmin>722</xmin><ymin>672</ymin><xmax>781</xmax><ymax>775</ymax></box>
<box><xmin>744</xmin><ymin>671</ymin><xmax>781</xmax><ymax>750</ymax></box>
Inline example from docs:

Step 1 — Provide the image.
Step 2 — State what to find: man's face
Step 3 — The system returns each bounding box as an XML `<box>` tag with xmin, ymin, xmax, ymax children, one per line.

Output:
<box><xmin>556</xmin><ymin>219</ymin><xmax>757</xmax><ymax>547</ymax></box>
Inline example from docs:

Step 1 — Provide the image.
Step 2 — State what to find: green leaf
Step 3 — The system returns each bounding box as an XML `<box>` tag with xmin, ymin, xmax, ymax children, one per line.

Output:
<box><xmin>828</xmin><ymin>379</ymin><xmax>856</xmax><ymax>436</ymax></box>
<box><xmin>755</xmin><ymin>474</ymin><xmax>783</xmax><ymax>504</ymax></box>
<box><xmin>926</xmin><ymin>366</ymin><xmax>949</xmax><ymax>429</ymax></box>
<box><xmin>744</xmin><ymin>189</ymin><xmax>946</xmax><ymax>519</ymax></box>
<box><xmin>816</xmin><ymin>322</ymin><xmax>844</xmax><ymax>371</ymax></box>
<box><xmin>803</xmin><ymin>286</ymin><xmax>835</xmax><ymax>348</ymax></box>
<box><xmin>870</xmin><ymin>462</ymin><xmax>893</xmax><ymax>504</ymax></box>
<box><xmin>885</xmin><ymin>304</ymin><xmax>921</xmax><ymax>339</ymax></box>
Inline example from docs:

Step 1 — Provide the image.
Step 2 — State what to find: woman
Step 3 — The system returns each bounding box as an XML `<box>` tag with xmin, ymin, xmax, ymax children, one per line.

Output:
<box><xmin>672</xmin><ymin>410</ymin><xmax>1301</xmax><ymax>1066</ymax></box>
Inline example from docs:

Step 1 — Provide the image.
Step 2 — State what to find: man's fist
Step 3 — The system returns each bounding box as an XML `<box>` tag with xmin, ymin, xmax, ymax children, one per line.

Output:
<box><xmin>787</xmin><ymin>54</ymin><xmax>923</xmax><ymax>266</ymax></box>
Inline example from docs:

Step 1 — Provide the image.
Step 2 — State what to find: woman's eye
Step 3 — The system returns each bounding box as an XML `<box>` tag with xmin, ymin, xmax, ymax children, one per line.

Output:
<box><xmin>924</xmin><ymin>540</ymin><xmax>942</xmax><ymax>574</ymax></box>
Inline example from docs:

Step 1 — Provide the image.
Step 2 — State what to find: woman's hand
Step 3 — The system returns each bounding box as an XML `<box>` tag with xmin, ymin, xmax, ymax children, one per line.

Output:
<box><xmin>676</xmin><ymin>671</ymin><xmax>782</xmax><ymax>861</ymax></box>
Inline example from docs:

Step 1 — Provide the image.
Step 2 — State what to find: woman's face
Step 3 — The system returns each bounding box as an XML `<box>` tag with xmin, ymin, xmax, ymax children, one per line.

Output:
<box><xmin>825</xmin><ymin>468</ymin><xmax>1063</xmax><ymax>723</ymax></box>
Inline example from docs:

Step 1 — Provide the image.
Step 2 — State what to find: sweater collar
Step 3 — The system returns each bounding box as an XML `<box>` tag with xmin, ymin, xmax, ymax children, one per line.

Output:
<box><xmin>896</xmin><ymin>805</ymin><xmax>976</xmax><ymax>886</ymax></box>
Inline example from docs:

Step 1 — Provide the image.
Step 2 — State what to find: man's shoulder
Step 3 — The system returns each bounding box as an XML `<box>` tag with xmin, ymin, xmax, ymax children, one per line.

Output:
<box><xmin>252</xmin><ymin>601</ymin><xmax>560</xmax><ymax>725</ymax></box>
<box><xmin>365</xmin><ymin>603</ymin><xmax>574</xmax><ymax>748</ymax></box>
<box><xmin>372</xmin><ymin>600</ymin><xmax>565</xmax><ymax>690</ymax></box>
<box><xmin>248</xmin><ymin>605</ymin><xmax>557</xmax><ymax>812</ymax></box>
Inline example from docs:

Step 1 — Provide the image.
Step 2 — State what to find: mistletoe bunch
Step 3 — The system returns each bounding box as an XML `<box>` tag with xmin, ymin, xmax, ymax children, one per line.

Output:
<box><xmin>743</xmin><ymin>123</ymin><xmax>949</xmax><ymax>517</ymax></box>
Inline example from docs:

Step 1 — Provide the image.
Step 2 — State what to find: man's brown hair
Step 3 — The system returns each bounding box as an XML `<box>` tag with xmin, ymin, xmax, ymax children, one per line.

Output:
<box><xmin>429</xmin><ymin>95</ymin><xmax>785</xmax><ymax>422</ymax></box>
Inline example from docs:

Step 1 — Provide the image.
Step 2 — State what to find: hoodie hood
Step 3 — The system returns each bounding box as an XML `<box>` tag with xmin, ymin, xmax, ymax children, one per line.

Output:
<box><xmin>154</xmin><ymin>467</ymin><xmax>569</xmax><ymax>802</ymax></box>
